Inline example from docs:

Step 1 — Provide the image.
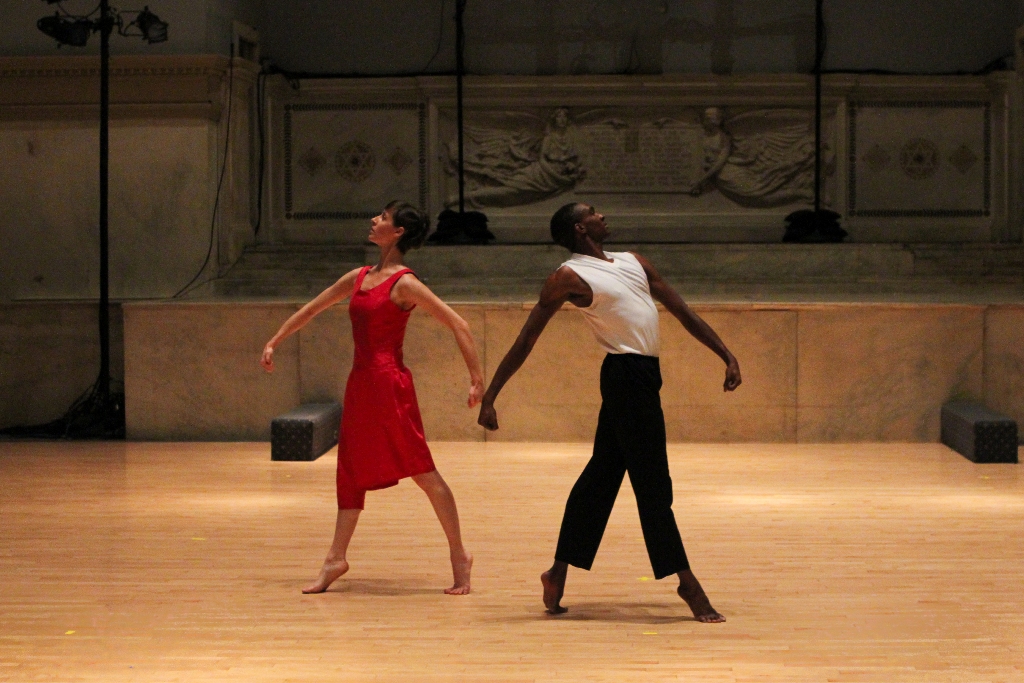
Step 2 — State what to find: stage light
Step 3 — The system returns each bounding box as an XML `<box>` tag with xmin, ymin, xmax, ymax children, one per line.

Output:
<box><xmin>37</xmin><ymin>14</ymin><xmax>92</xmax><ymax>47</ymax></box>
<box><xmin>31</xmin><ymin>0</ymin><xmax>169</xmax><ymax>436</ymax></box>
<box><xmin>36</xmin><ymin>3</ymin><xmax>169</xmax><ymax>47</ymax></box>
<box><xmin>135</xmin><ymin>8</ymin><xmax>168</xmax><ymax>44</ymax></box>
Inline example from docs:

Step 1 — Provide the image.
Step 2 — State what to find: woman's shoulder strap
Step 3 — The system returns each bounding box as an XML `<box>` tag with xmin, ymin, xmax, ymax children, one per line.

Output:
<box><xmin>352</xmin><ymin>265</ymin><xmax>372</xmax><ymax>292</ymax></box>
<box><xmin>387</xmin><ymin>267</ymin><xmax>417</xmax><ymax>282</ymax></box>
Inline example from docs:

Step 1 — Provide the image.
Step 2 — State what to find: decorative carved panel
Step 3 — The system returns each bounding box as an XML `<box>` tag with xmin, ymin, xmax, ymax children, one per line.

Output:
<box><xmin>848</xmin><ymin>103</ymin><xmax>990</xmax><ymax>217</ymax></box>
<box><xmin>437</xmin><ymin>105</ymin><xmax>835</xmax><ymax>213</ymax></box>
<box><xmin>284</xmin><ymin>104</ymin><xmax>426</xmax><ymax>220</ymax></box>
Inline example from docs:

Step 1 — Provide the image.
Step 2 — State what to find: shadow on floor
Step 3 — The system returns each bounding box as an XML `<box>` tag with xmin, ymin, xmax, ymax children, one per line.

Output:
<box><xmin>314</xmin><ymin>578</ymin><xmax>442</xmax><ymax>597</ymax></box>
<box><xmin>494</xmin><ymin>601</ymin><xmax>696</xmax><ymax>624</ymax></box>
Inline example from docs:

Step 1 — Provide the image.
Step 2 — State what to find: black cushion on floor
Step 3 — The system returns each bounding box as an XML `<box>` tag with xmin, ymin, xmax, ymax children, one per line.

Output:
<box><xmin>941</xmin><ymin>401</ymin><xmax>1018</xmax><ymax>464</ymax></box>
<box><xmin>271</xmin><ymin>402</ymin><xmax>342</xmax><ymax>461</ymax></box>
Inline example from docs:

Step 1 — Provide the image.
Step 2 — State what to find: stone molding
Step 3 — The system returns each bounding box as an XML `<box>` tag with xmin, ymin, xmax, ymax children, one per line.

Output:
<box><xmin>287</xmin><ymin>73</ymin><xmax>1007</xmax><ymax>105</ymax></box>
<box><xmin>113</xmin><ymin>300</ymin><xmax>1023</xmax><ymax>442</ymax></box>
<box><xmin>0</xmin><ymin>55</ymin><xmax>258</xmax><ymax>121</ymax></box>
<box><xmin>266</xmin><ymin>72</ymin><xmax>1012</xmax><ymax>243</ymax></box>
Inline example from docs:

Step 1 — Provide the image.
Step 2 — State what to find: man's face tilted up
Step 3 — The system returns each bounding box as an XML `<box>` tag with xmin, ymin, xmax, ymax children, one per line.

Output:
<box><xmin>575</xmin><ymin>204</ymin><xmax>610</xmax><ymax>246</ymax></box>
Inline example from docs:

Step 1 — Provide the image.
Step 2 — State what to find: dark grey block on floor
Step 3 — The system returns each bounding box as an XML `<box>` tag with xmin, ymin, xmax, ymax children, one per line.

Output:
<box><xmin>941</xmin><ymin>401</ymin><xmax>1018</xmax><ymax>464</ymax></box>
<box><xmin>271</xmin><ymin>402</ymin><xmax>343</xmax><ymax>461</ymax></box>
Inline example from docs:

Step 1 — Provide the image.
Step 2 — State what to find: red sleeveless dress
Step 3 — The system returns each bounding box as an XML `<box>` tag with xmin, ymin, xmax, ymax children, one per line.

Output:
<box><xmin>336</xmin><ymin>266</ymin><xmax>436</xmax><ymax>509</ymax></box>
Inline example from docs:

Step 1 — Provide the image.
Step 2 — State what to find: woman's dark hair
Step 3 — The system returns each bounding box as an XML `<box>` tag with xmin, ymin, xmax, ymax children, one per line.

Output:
<box><xmin>385</xmin><ymin>200</ymin><xmax>429</xmax><ymax>253</ymax></box>
<box><xmin>550</xmin><ymin>202</ymin><xmax>584</xmax><ymax>251</ymax></box>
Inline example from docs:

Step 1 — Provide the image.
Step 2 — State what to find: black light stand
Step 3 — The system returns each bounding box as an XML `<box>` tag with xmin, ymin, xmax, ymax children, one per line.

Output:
<box><xmin>783</xmin><ymin>0</ymin><xmax>845</xmax><ymax>242</ymax></box>
<box><xmin>98</xmin><ymin>0</ymin><xmax>111</xmax><ymax>408</ymax></box>
<box><xmin>456</xmin><ymin>0</ymin><xmax>466</xmax><ymax>215</ymax></box>
<box><xmin>813</xmin><ymin>0</ymin><xmax>822</xmax><ymax>223</ymax></box>
<box><xmin>430</xmin><ymin>0</ymin><xmax>494</xmax><ymax>245</ymax></box>
<box><xmin>1</xmin><ymin>1</ymin><xmax>167</xmax><ymax>439</ymax></box>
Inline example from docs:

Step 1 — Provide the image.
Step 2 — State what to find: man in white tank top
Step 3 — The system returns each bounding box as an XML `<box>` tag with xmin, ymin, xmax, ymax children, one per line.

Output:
<box><xmin>479</xmin><ymin>202</ymin><xmax>741</xmax><ymax>622</ymax></box>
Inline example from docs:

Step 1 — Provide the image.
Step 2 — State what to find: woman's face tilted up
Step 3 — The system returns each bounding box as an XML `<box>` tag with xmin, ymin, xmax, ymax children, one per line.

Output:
<box><xmin>368</xmin><ymin>209</ymin><xmax>405</xmax><ymax>248</ymax></box>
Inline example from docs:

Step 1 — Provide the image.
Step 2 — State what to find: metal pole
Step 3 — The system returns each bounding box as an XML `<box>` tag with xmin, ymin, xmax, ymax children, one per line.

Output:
<box><xmin>813</xmin><ymin>0</ymin><xmax>823</xmax><ymax>222</ymax></box>
<box><xmin>456</xmin><ymin>0</ymin><xmax>466</xmax><ymax>215</ymax></box>
<box><xmin>98</xmin><ymin>0</ymin><xmax>111</xmax><ymax>401</ymax></box>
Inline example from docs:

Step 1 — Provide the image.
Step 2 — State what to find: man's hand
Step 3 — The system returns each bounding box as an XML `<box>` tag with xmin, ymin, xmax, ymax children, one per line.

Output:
<box><xmin>724</xmin><ymin>358</ymin><xmax>741</xmax><ymax>392</ymax></box>
<box><xmin>473</xmin><ymin>266</ymin><xmax>586</xmax><ymax>432</ymax></box>
<box><xmin>478</xmin><ymin>401</ymin><xmax>499</xmax><ymax>431</ymax></box>
<box><xmin>260</xmin><ymin>345</ymin><xmax>275</xmax><ymax>373</ymax></box>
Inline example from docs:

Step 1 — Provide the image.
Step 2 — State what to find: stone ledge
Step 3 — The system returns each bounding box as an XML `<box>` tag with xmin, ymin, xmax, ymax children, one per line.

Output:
<box><xmin>0</xmin><ymin>54</ymin><xmax>257</xmax><ymax>121</ymax></box>
<box><xmin>114</xmin><ymin>300</ymin><xmax>1023</xmax><ymax>441</ymax></box>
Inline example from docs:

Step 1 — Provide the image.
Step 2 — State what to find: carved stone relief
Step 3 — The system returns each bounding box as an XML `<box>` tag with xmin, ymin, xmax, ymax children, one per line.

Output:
<box><xmin>899</xmin><ymin>138</ymin><xmax>939</xmax><ymax>180</ymax></box>
<box><xmin>849</xmin><ymin>103</ymin><xmax>989</xmax><ymax>217</ymax></box>
<box><xmin>284</xmin><ymin>104</ymin><xmax>425</xmax><ymax>220</ymax></box>
<box><xmin>438</xmin><ymin>106</ymin><xmax>835</xmax><ymax>213</ymax></box>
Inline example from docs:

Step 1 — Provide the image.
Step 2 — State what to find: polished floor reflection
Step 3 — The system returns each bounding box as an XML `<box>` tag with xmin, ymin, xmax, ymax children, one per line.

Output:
<box><xmin>1</xmin><ymin>441</ymin><xmax>1021</xmax><ymax>682</ymax></box>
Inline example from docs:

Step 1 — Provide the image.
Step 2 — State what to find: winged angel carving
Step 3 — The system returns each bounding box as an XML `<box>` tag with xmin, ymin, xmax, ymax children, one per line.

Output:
<box><xmin>445</xmin><ymin>106</ymin><xmax>830</xmax><ymax>209</ymax></box>
<box><xmin>691</xmin><ymin>107</ymin><xmax>830</xmax><ymax>207</ymax></box>
<box><xmin>444</xmin><ymin>108</ymin><xmax>603</xmax><ymax>208</ymax></box>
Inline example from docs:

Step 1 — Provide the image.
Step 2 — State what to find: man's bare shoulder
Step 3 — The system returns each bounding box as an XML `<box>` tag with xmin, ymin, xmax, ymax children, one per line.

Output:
<box><xmin>538</xmin><ymin>264</ymin><xmax>590</xmax><ymax>306</ymax></box>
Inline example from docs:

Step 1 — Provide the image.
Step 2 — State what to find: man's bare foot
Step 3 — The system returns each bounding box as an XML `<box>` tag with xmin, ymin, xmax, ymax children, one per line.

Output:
<box><xmin>541</xmin><ymin>569</ymin><xmax>568</xmax><ymax>614</ymax></box>
<box><xmin>677</xmin><ymin>570</ymin><xmax>725</xmax><ymax>623</ymax></box>
<box><xmin>445</xmin><ymin>551</ymin><xmax>473</xmax><ymax>595</ymax></box>
<box><xmin>301</xmin><ymin>559</ymin><xmax>349</xmax><ymax>594</ymax></box>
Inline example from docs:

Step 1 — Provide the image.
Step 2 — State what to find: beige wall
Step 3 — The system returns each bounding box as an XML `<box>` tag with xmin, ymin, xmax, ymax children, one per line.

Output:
<box><xmin>120</xmin><ymin>300</ymin><xmax>1022</xmax><ymax>443</ymax></box>
<box><xmin>265</xmin><ymin>72</ymin><xmax>1016</xmax><ymax>245</ymax></box>
<box><xmin>0</xmin><ymin>120</ymin><xmax>213</xmax><ymax>300</ymax></box>
<box><xmin>2</xmin><ymin>57</ymin><xmax>1021</xmax><ymax>307</ymax></box>
<box><xmin>0</xmin><ymin>302</ymin><xmax>123</xmax><ymax>428</ymax></box>
<box><xmin>0</xmin><ymin>55</ymin><xmax>258</xmax><ymax>302</ymax></box>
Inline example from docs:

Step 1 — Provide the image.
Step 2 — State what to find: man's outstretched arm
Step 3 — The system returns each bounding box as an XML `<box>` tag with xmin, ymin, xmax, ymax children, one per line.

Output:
<box><xmin>477</xmin><ymin>267</ymin><xmax>587</xmax><ymax>430</ymax></box>
<box><xmin>632</xmin><ymin>252</ymin><xmax>742</xmax><ymax>392</ymax></box>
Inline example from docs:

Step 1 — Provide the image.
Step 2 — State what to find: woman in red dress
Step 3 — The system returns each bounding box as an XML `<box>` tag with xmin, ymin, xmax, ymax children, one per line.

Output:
<box><xmin>260</xmin><ymin>201</ymin><xmax>483</xmax><ymax>595</ymax></box>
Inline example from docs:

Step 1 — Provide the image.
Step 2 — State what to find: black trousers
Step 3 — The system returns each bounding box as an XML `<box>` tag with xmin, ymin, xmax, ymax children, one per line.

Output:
<box><xmin>555</xmin><ymin>353</ymin><xmax>690</xmax><ymax>580</ymax></box>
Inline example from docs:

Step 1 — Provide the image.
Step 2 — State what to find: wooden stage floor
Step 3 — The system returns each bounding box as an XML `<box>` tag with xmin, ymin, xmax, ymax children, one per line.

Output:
<box><xmin>1</xmin><ymin>441</ymin><xmax>1022</xmax><ymax>682</ymax></box>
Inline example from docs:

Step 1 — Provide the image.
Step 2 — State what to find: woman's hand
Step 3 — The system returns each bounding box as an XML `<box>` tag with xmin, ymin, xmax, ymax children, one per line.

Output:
<box><xmin>260</xmin><ymin>344</ymin><xmax>275</xmax><ymax>373</ymax></box>
<box><xmin>468</xmin><ymin>379</ymin><xmax>484</xmax><ymax>408</ymax></box>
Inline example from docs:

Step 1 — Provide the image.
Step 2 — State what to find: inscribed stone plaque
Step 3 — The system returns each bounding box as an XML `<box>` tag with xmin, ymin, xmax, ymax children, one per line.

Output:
<box><xmin>849</xmin><ymin>104</ymin><xmax>989</xmax><ymax>217</ymax></box>
<box><xmin>284</xmin><ymin>104</ymin><xmax>425</xmax><ymax>219</ymax></box>
<box><xmin>438</xmin><ymin>107</ymin><xmax>828</xmax><ymax>211</ymax></box>
<box><xmin>576</xmin><ymin>122</ymin><xmax>704</xmax><ymax>193</ymax></box>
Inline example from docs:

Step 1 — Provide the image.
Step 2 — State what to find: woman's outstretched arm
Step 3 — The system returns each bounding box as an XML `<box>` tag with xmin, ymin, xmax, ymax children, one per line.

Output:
<box><xmin>260</xmin><ymin>267</ymin><xmax>362</xmax><ymax>373</ymax></box>
<box><xmin>392</xmin><ymin>276</ymin><xmax>485</xmax><ymax>407</ymax></box>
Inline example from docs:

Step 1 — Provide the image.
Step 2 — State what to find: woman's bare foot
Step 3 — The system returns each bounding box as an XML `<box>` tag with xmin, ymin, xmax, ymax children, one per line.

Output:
<box><xmin>541</xmin><ymin>563</ymin><xmax>568</xmax><ymax>614</ymax></box>
<box><xmin>445</xmin><ymin>551</ymin><xmax>473</xmax><ymax>595</ymax></box>
<box><xmin>302</xmin><ymin>559</ymin><xmax>349</xmax><ymax>594</ymax></box>
<box><xmin>676</xmin><ymin>570</ymin><xmax>725</xmax><ymax>623</ymax></box>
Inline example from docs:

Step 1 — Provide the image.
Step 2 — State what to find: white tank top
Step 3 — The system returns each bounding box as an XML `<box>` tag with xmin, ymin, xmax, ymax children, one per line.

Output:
<box><xmin>561</xmin><ymin>251</ymin><xmax>660</xmax><ymax>357</ymax></box>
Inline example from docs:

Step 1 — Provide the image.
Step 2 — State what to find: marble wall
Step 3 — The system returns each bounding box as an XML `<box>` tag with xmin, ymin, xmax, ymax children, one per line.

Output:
<box><xmin>123</xmin><ymin>303</ymin><xmax>298</xmax><ymax>440</ymax></box>
<box><xmin>0</xmin><ymin>55</ymin><xmax>259</xmax><ymax>302</ymax></box>
<box><xmin>0</xmin><ymin>120</ymin><xmax>213</xmax><ymax>300</ymax></box>
<box><xmin>1</xmin><ymin>58</ymin><xmax>1019</xmax><ymax>305</ymax></box>
<box><xmin>0</xmin><ymin>302</ymin><xmax>123</xmax><ymax>428</ymax></box>
<box><xmin>120</xmin><ymin>301</ymin><xmax>1019</xmax><ymax>443</ymax></box>
<box><xmin>984</xmin><ymin>305</ymin><xmax>1024</xmax><ymax>431</ymax></box>
<box><xmin>265</xmin><ymin>72</ymin><xmax>1016</xmax><ymax>245</ymax></box>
